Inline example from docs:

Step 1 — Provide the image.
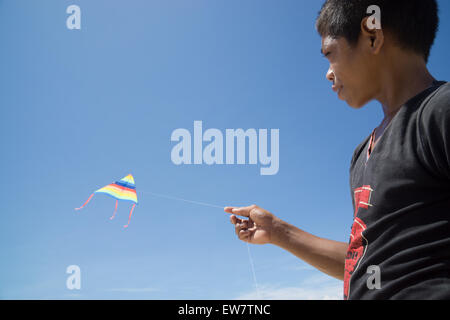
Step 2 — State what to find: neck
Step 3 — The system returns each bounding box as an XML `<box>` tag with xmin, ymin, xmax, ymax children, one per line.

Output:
<box><xmin>375</xmin><ymin>52</ymin><xmax>435</xmax><ymax>123</ymax></box>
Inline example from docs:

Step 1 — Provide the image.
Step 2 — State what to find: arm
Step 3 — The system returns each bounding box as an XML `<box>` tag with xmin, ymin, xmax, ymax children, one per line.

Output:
<box><xmin>225</xmin><ymin>205</ymin><xmax>348</xmax><ymax>281</ymax></box>
<box><xmin>271</xmin><ymin>218</ymin><xmax>347</xmax><ymax>280</ymax></box>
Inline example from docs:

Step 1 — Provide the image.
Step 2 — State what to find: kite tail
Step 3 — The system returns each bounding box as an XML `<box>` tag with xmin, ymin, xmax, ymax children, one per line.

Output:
<box><xmin>123</xmin><ymin>203</ymin><xmax>136</xmax><ymax>228</ymax></box>
<box><xmin>75</xmin><ymin>193</ymin><xmax>94</xmax><ymax>211</ymax></box>
<box><xmin>110</xmin><ymin>200</ymin><xmax>118</xmax><ymax>220</ymax></box>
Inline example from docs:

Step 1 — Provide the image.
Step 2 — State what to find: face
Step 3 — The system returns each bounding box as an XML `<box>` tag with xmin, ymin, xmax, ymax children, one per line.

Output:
<box><xmin>321</xmin><ymin>35</ymin><xmax>380</xmax><ymax>108</ymax></box>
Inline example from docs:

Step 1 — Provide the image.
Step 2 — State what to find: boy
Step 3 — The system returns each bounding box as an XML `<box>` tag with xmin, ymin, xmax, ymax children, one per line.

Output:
<box><xmin>226</xmin><ymin>0</ymin><xmax>450</xmax><ymax>299</ymax></box>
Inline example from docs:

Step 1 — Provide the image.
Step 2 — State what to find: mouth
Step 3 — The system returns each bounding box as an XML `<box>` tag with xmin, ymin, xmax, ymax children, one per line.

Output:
<box><xmin>332</xmin><ymin>84</ymin><xmax>343</xmax><ymax>98</ymax></box>
<box><xmin>332</xmin><ymin>85</ymin><xmax>341</xmax><ymax>95</ymax></box>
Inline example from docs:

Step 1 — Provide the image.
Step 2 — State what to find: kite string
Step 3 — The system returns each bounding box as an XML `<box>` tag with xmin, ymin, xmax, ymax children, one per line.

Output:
<box><xmin>139</xmin><ymin>189</ymin><xmax>261</xmax><ymax>297</ymax></box>
<box><xmin>139</xmin><ymin>190</ymin><xmax>225</xmax><ymax>209</ymax></box>
<box><xmin>246</xmin><ymin>241</ymin><xmax>261</xmax><ymax>299</ymax></box>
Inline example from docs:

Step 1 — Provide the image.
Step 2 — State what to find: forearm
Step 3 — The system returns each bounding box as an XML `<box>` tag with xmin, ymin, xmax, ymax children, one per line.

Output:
<box><xmin>271</xmin><ymin>218</ymin><xmax>348</xmax><ymax>281</ymax></box>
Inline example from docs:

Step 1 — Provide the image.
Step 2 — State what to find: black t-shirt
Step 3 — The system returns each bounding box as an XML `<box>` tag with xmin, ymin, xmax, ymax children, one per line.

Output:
<box><xmin>344</xmin><ymin>81</ymin><xmax>450</xmax><ymax>300</ymax></box>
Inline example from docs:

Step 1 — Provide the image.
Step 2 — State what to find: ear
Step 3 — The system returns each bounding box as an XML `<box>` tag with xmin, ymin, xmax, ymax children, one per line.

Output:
<box><xmin>360</xmin><ymin>17</ymin><xmax>384</xmax><ymax>55</ymax></box>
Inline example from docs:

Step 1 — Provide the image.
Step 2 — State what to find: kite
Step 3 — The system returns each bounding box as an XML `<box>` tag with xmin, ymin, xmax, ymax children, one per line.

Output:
<box><xmin>75</xmin><ymin>174</ymin><xmax>138</xmax><ymax>228</ymax></box>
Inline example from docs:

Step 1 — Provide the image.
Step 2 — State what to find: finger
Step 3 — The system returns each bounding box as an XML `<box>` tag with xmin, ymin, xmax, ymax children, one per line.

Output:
<box><xmin>224</xmin><ymin>206</ymin><xmax>236</xmax><ymax>214</ymax></box>
<box><xmin>230</xmin><ymin>205</ymin><xmax>257</xmax><ymax>218</ymax></box>
<box><xmin>235</xmin><ymin>221</ymin><xmax>242</xmax><ymax>236</ymax></box>
<box><xmin>240</xmin><ymin>219</ymin><xmax>249</xmax><ymax>229</ymax></box>
<box><xmin>230</xmin><ymin>214</ymin><xmax>242</xmax><ymax>225</ymax></box>
<box><xmin>235</xmin><ymin>219</ymin><xmax>250</xmax><ymax>230</ymax></box>
<box><xmin>238</xmin><ymin>229</ymin><xmax>251</xmax><ymax>242</ymax></box>
<box><xmin>235</xmin><ymin>219</ymin><xmax>251</xmax><ymax>236</ymax></box>
<box><xmin>235</xmin><ymin>220</ymin><xmax>248</xmax><ymax>236</ymax></box>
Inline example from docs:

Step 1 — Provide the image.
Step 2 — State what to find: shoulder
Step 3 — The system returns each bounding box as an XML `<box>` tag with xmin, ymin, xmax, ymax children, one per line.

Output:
<box><xmin>416</xmin><ymin>81</ymin><xmax>450</xmax><ymax>180</ymax></box>
<box><xmin>419</xmin><ymin>81</ymin><xmax>450</xmax><ymax>123</ymax></box>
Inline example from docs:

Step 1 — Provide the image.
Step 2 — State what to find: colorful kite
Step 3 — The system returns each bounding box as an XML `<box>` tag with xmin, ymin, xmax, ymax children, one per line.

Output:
<box><xmin>75</xmin><ymin>174</ymin><xmax>138</xmax><ymax>228</ymax></box>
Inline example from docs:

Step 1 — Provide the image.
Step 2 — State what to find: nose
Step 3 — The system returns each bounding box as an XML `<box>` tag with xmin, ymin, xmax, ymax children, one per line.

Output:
<box><xmin>326</xmin><ymin>67</ymin><xmax>335</xmax><ymax>83</ymax></box>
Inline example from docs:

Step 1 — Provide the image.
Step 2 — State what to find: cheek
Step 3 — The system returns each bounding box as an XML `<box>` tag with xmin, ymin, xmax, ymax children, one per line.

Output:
<box><xmin>338</xmin><ymin>61</ymin><xmax>375</xmax><ymax>107</ymax></box>
<box><xmin>341</xmin><ymin>57</ymin><xmax>372</xmax><ymax>90</ymax></box>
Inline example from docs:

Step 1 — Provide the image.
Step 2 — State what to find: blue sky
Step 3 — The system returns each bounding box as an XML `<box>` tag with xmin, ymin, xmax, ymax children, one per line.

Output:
<box><xmin>0</xmin><ymin>0</ymin><xmax>449</xmax><ymax>299</ymax></box>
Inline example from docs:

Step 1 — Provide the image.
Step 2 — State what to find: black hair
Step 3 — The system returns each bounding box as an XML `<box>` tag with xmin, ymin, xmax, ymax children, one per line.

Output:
<box><xmin>316</xmin><ymin>0</ymin><xmax>439</xmax><ymax>62</ymax></box>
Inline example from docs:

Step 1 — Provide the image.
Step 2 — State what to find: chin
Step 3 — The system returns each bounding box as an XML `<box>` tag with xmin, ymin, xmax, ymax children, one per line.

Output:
<box><xmin>348</xmin><ymin>101</ymin><xmax>366</xmax><ymax>109</ymax></box>
<box><xmin>345</xmin><ymin>96</ymin><xmax>370</xmax><ymax>109</ymax></box>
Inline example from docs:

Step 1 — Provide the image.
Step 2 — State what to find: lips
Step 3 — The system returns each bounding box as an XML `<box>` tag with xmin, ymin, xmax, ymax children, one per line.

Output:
<box><xmin>331</xmin><ymin>85</ymin><xmax>341</xmax><ymax>93</ymax></box>
<box><xmin>332</xmin><ymin>85</ymin><xmax>344</xmax><ymax>99</ymax></box>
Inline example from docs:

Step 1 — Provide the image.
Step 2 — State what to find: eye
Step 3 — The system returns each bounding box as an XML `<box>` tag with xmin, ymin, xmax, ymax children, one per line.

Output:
<box><xmin>321</xmin><ymin>50</ymin><xmax>331</xmax><ymax>59</ymax></box>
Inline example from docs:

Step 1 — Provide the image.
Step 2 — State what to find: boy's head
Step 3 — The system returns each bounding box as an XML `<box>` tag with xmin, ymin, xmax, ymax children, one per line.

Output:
<box><xmin>316</xmin><ymin>0</ymin><xmax>439</xmax><ymax>108</ymax></box>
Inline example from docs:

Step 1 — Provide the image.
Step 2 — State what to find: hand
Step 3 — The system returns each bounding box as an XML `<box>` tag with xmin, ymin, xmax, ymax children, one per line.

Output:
<box><xmin>224</xmin><ymin>204</ymin><xmax>277</xmax><ymax>245</ymax></box>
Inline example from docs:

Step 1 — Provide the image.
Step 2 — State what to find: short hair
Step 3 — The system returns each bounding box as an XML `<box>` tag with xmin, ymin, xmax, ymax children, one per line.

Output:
<box><xmin>316</xmin><ymin>0</ymin><xmax>439</xmax><ymax>62</ymax></box>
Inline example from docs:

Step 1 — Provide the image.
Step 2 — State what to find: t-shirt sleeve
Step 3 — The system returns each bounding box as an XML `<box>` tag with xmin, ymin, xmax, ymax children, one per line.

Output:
<box><xmin>418</xmin><ymin>83</ymin><xmax>450</xmax><ymax>180</ymax></box>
